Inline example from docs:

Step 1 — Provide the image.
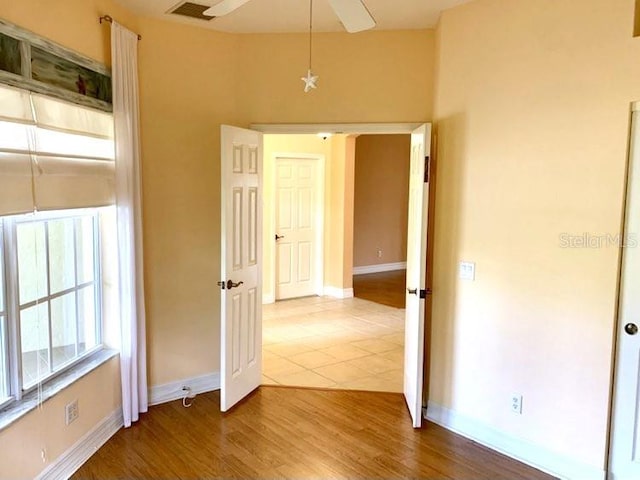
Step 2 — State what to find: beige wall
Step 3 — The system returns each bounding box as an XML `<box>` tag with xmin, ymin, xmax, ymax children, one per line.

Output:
<box><xmin>236</xmin><ymin>30</ymin><xmax>435</xmax><ymax>124</ymax></box>
<box><xmin>136</xmin><ymin>18</ymin><xmax>240</xmax><ymax>386</ymax></box>
<box><xmin>353</xmin><ymin>134</ymin><xmax>410</xmax><ymax>267</ymax></box>
<box><xmin>329</xmin><ymin>135</ymin><xmax>356</xmax><ymax>290</ymax></box>
<box><xmin>0</xmin><ymin>358</ymin><xmax>121</xmax><ymax>479</ymax></box>
<box><xmin>431</xmin><ymin>0</ymin><xmax>640</xmax><ymax>471</ymax></box>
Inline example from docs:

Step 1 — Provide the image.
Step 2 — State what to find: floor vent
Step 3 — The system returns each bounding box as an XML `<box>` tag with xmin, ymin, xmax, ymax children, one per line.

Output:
<box><xmin>169</xmin><ymin>2</ymin><xmax>216</xmax><ymax>21</ymax></box>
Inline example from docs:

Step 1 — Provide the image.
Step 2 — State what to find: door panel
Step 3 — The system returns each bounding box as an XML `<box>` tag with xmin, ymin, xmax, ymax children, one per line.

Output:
<box><xmin>220</xmin><ymin>125</ymin><xmax>263</xmax><ymax>412</ymax></box>
<box><xmin>275</xmin><ymin>157</ymin><xmax>321</xmax><ymax>300</ymax></box>
<box><xmin>610</xmin><ymin>109</ymin><xmax>640</xmax><ymax>479</ymax></box>
<box><xmin>404</xmin><ymin>124</ymin><xmax>432</xmax><ymax>428</ymax></box>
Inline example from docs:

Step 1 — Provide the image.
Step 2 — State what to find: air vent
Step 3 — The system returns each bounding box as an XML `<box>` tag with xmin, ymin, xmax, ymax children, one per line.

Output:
<box><xmin>169</xmin><ymin>2</ymin><xmax>216</xmax><ymax>21</ymax></box>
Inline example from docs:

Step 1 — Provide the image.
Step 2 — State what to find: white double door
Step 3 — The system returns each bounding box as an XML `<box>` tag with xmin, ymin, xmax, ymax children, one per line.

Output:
<box><xmin>219</xmin><ymin>124</ymin><xmax>433</xmax><ymax>431</ymax></box>
<box><xmin>274</xmin><ymin>156</ymin><xmax>322</xmax><ymax>300</ymax></box>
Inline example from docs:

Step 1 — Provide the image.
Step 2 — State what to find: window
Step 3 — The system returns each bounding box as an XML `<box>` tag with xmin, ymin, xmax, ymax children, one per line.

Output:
<box><xmin>0</xmin><ymin>83</ymin><xmax>114</xmax><ymax>412</ymax></box>
<box><xmin>0</xmin><ymin>210</ymin><xmax>102</xmax><ymax>403</ymax></box>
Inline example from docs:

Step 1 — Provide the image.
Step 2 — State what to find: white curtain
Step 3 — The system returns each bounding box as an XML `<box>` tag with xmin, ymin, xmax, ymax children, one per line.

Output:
<box><xmin>111</xmin><ymin>21</ymin><xmax>148</xmax><ymax>427</ymax></box>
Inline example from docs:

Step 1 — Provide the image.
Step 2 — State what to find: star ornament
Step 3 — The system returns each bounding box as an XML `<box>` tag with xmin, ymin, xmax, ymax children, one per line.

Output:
<box><xmin>301</xmin><ymin>69</ymin><xmax>319</xmax><ymax>93</ymax></box>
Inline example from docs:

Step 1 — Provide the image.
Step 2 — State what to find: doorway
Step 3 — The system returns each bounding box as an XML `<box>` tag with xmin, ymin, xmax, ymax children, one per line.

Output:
<box><xmin>258</xmin><ymin>127</ymin><xmax>418</xmax><ymax>394</ymax></box>
<box><xmin>352</xmin><ymin>133</ymin><xmax>411</xmax><ymax>310</ymax></box>
<box><xmin>272</xmin><ymin>154</ymin><xmax>324</xmax><ymax>301</ymax></box>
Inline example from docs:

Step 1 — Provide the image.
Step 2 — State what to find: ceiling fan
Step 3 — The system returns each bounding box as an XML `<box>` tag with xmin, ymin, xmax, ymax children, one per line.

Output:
<box><xmin>203</xmin><ymin>0</ymin><xmax>376</xmax><ymax>33</ymax></box>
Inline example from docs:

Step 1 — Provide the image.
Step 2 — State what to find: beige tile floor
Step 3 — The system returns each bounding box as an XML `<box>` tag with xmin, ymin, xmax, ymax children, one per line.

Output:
<box><xmin>262</xmin><ymin>296</ymin><xmax>405</xmax><ymax>392</ymax></box>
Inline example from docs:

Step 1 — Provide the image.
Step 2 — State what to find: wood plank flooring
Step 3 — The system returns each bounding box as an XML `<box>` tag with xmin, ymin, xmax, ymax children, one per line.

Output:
<box><xmin>353</xmin><ymin>270</ymin><xmax>406</xmax><ymax>309</ymax></box>
<box><xmin>73</xmin><ymin>387</ymin><xmax>554</xmax><ymax>479</ymax></box>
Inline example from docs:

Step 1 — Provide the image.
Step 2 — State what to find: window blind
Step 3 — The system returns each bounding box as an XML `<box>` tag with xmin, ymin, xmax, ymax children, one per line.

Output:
<box><xmin>0</xmin><ymin>84</ymin><xmax>115</xmax><ymax>215</ymax></box>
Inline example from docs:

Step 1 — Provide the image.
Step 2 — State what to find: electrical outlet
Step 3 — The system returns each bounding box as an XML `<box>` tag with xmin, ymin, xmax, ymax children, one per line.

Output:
<box><xmin>377</xmin><ymin>248</ymin><xmax>383</xmax><ymax>258</ymax></box>
<box><xmin>510</xmin><ymin>394</ymin><xmax>523</xmax><ymax>414</ymax></box>
<box><xmin>182</xmin><ymin>386</ymin><xmax>196</xmax><ymax>399</ymax></box>
<box><xmin>41</xmin><ymin>448</ymin><xmax>47</xmax><ymax>463</ymax></box>
<box><xmin>459</xmin><ymin>261</ymin><xmax>476</xmax><ymax>281</ymax></box>
<box><xmin>65</xmin><ymin>399</ymin><xmax>79</xmax><ymax>425</ymax></box>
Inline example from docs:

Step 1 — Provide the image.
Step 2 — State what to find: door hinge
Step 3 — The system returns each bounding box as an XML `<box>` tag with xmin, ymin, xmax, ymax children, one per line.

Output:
<box><xmin>424</xmin><ymin>156</ymin><xmax>430</xmax><ymax>183</ymax></box>
<box><xmin>419</xmin><ymin>288</ymin><xmax>432</xmax><ymax>299</ymax></box>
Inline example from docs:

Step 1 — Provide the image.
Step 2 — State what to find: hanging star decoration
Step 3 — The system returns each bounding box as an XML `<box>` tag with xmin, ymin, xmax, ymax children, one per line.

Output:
<box><xmin>302</xmin><ymin>0</ymin><xmax>318</xmax><ymax>93</ymax></box>
<box><xmin>301</xmin><ymin>69</ymin><xmax>318</xmax><ymax>93</ymax></box>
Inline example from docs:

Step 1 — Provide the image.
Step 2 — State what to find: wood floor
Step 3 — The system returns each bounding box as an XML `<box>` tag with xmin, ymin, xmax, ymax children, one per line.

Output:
<box><xmin>74</xmin><ymin>387</ymin><xmax>554</xmax><ymax>479</ymax></box>
<box><xmin>353</xmin><ymin>269</ymin><xmax>406</xmax><ymax>309</ymax></box>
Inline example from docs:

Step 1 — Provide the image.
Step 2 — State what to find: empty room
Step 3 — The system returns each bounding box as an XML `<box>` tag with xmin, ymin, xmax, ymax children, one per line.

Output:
<box><xmin>0</xmin><ymin>1</ymin><xmax>639</xmax><ymax>480</ymax></box>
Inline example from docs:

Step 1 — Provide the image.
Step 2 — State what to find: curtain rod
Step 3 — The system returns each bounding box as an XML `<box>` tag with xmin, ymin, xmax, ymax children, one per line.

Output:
<box><xmin>99</xmin><ymin>15</ymin><xmax>142</xmax><ymax>40</ymax></box>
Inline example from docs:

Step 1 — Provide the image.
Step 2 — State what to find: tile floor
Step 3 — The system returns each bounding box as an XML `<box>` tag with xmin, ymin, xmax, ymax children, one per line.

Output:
<box><xmin>262</xmin><ymin>296</ymin><xmax>405</xmax><ymax>392</ymax></box>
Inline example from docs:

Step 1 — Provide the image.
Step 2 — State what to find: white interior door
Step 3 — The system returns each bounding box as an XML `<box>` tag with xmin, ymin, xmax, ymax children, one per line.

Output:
<box><xmin>220</xmin><ymin>125</ymin><xmax>263</xmax><ymax>412</ymax></box>
<box><xmin>404</xmin><ymin>123</ymin><xmax>432</xmax><ymax>428</ymax></box>
<box><xmin>275</xmin><ymin>156</ymin><xmax>322</xmax><ymax>300</ymax></box>
<box><xmin>609</xmin><ymin>107</ymin><xmax>640</xmax><ymax>479</ymax></box>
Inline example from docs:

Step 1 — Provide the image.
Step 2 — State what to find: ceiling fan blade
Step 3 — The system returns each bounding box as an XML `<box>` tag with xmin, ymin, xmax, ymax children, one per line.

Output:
<box><xmin>203</xmin><ymin>0</ymin><xmax>252</xmax><ymax>17</ymax></box>
<box><xmin>328</xmin><ymin>0</ymin><xmax>376</xmax><ymax>33</ymax></box>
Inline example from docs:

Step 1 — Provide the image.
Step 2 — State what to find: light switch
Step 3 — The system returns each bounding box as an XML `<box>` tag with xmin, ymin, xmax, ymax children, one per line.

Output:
<box><xmin>459</xmin><ymin>261</ymin><xmax>475</xmax><ymax>281</ymax></box>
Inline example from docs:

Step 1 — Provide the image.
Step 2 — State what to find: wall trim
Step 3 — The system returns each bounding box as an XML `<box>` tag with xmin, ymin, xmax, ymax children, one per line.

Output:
<box><xmin>323</xmin><ymin>286</ymin><xmax>354</xmax><ymax>299</ymax></box>
<box><xmin>262</xmin><ymin>293</ymin><xmax>275</xmax><ymax>304</ymax></box>
<box><xmin>426</xmin><ymin>401</ymin><xmax>606</xmax><ymax>480</ymax></box>
<box><xmin>149</xmin><ymin>372</ymin><xmax>220</xmax><ymax>406</ymax></box>
<box><xmin>251</xmin><ymin>123</ymin><xmax>422</xmax><ymax>134</ymax></box>
<box><xmin>353</xmin><ymin>261</ymin><xmax>407</xmax><ymax>275</ymax></box>
<box><xmin>36</xmin><ymin>407</ymin><xmax>123</xmax><ymax>480</ymax></box>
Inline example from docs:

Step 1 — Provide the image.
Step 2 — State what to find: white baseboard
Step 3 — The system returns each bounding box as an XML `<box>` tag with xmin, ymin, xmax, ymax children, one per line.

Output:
<box><xmin>323</xmin><ymin>286</ymin><xmax>354</xmax><ymax>299</ymax></box>
<box><xmin>353</xmin><ymin>262</ymin><xmax>406</xmax><ymax>275</ymax></box>
<box><xmin>36</xmin><ymin>407</ymin><xmax>123</xmax><ymax>480</ymax></box>
<box><xmin>149</xmin><ymin>372</ymin><xmax>220</xmax><ymax>406</ymax></box>
<box><xmin>426</xmin><ymin>402</ymin><xmax>606</xmax><ymax>480</ymax></box>
<box><xmin>262</xmin><ymin>292</ymin><xmax>275</xmax><ymax>304</ymax></box>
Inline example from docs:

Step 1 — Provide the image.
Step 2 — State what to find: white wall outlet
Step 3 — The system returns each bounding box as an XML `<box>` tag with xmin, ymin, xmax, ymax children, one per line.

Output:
<box><xmin>65</xmin><ymin>399</ymin><xmax>79</xmax><ymax>425</ymax></box>
<box><xmin>377</xmin><ymin>248</ymin><xmax>383</xmax><ymax>258</ymax></box>
<box><xmin>511</xmin><ymin>394</ymin><xmax>523</xmax><ymax>414</ymax></box>
<box><xmin>459</xmin><ymin>261</ymin><xmax>476</xmax><ymax>281</ymax></box>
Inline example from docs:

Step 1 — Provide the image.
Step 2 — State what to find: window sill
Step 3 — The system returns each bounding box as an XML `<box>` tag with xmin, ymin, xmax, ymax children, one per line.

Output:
<box><xmin>0</xmin><ymin>349</ymin><xmax>119</xmax><ymax>432</ymax></box>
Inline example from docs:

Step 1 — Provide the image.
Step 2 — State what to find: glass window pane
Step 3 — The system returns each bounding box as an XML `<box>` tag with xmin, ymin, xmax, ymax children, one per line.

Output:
<box><xmin>78</xmin><ymin>286</ymin><xmax>97</xmax><ymax>355</ymax></box>
<box><xmin>20</xmin><ymin>302</ymin><xmax>50</xmax><ymax>387</ymax></box>
<box><xmin>51</xmin><ymin>292</ymin><xmax>76</xmax><ymax>370</ymax></box>
<box><xmin>48</xmin><ymin>218</ymin><xmax>75</xmax><ymax>294</ymax></box>
<box><xmin>17</xmin><ymin>222</ymin><xmax>47</xmax><ymax>304</ymax></box>
<box><xmin>76</xmin><ymin>217</ymin><xmax>95</xmax><ymax>284</ymax></box>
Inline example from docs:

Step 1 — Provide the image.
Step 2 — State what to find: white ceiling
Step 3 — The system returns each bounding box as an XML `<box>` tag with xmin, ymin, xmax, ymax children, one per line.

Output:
<box><xmin>116</xmin><ymin>0</ymin><xmax>472</xmax><ymax>33</ymax></box>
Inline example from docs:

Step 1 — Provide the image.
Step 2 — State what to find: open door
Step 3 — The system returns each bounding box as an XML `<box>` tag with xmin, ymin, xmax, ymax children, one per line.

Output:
<box><xmin>404</xmin><ymin>123</ymin><xmax>432</xmax><ymax>428</ymax></box>
<box><xmin>220</xmin><ymin>125</ymin><xmax>263</xmax><ymax>412</ymax></box>
<box><xmin>609</xmin><ymin>107</ymin><xmax>640</xmax><ymax>479</ymax></box>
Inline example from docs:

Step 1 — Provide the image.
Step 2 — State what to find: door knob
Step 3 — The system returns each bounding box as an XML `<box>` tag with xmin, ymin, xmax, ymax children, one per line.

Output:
<box><xmin>275</xmin><ymin>234</ymin><xmax>285</xmax><ymax>240</ymax></box>
<box><xmin>625</xmin><ymin>323</ymin><xmax>639</xmax><ymax>336</ymax></box>
<box><xmin>226</xmin><ymin>280</ymin><xmax>244</xmax><ymax>290</ymax></box>
<box><xmin>407</xmin><ymin>288</ymin><xmax>418</xmax><ymax>295</ymax></box>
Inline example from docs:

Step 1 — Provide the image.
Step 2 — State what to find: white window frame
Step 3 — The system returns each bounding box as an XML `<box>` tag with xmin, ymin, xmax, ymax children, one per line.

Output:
<box><xmin>0</xmin><ymin>208</ymin><xmax>103</xmax><ymax>407</ymax></box>
<box><xmin>0</xmin><ymin>225</ymin><xmax>8</xmax><ymax>407</ymax></box>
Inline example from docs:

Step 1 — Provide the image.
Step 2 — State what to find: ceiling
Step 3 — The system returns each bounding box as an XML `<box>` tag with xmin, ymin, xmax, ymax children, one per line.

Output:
<box><xmin>116</xmin><ymin>0</ymin><xmax>472</xmax><ymax>33</ymax></box>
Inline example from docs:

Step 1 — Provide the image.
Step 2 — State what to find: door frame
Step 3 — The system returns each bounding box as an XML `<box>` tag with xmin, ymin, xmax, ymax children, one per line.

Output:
<box><xmin>607</xmin><ymin>100</ymin><xmax>640</xmax><ymax>478</ymax></box>
<box><xmin>268</xmin><ymin>152</ymin><xmax>326</xmax><ymax>302</ymax></box>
